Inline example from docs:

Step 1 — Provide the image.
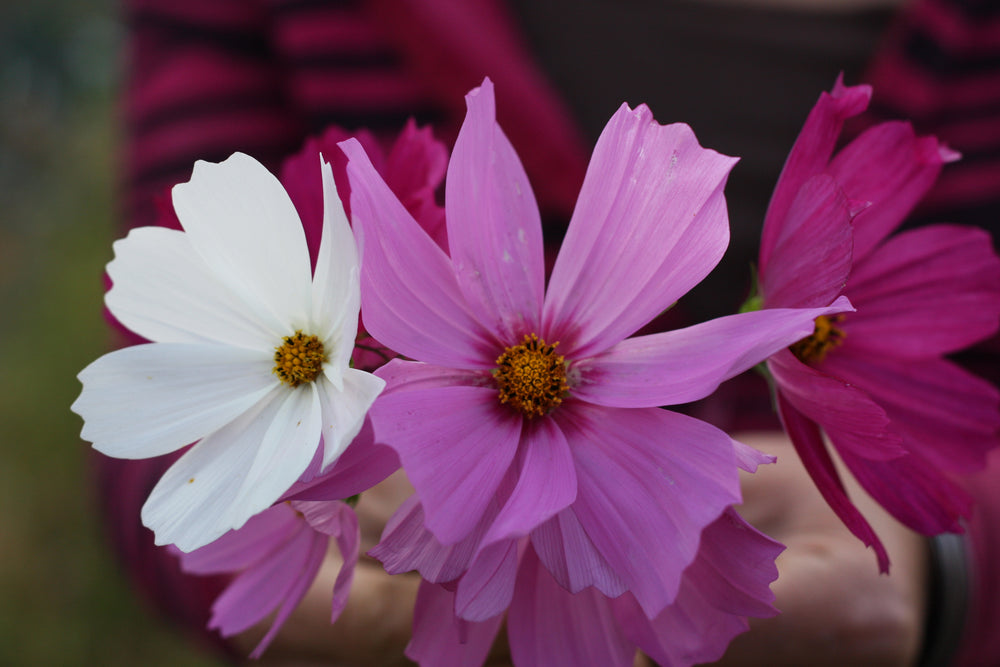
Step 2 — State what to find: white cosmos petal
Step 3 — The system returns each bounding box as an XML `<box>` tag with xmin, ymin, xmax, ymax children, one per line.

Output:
<box><xmin>142</xmin><ymin>384</ymin><xmax>322</xmax><ymax>551</ymax></box>
<box><xmin>72</xmin><ymin>343</ymin><xmax>275</xmax><ymax>459</ymax></box>
<box><xmin>226</xmin><ymin>382</ymin><xmax>324</xmax><ymax>530</ymax></box>
<box><xmin>312</xmin><ymin>158</ymin><xmax>361</xmax><ymax>388</ymax></box>
<box><xmin>106</xmin><ymin>227</ymin><xmax>279</xmax><ymax>348</ymax></box>
<box><xmin>317</xmin><ymin>368</ymin><xmax>386</xmax><ymax>471</ymax></box>
<box><xmin>172</xmin><ymin>152</ymin><xmax>312</xmax><ymax>332</ymax></box>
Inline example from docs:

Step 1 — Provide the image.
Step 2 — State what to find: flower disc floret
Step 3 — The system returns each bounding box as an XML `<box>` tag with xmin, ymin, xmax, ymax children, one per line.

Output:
<box><xmin>274</xmin><ymin>331</ymin><xmax>326</xmax><ymax>387</ymax></box>
<box><xmin>789</xmin><ymin>314</ymin><xmax>844</xmax><ymax>363</ymax></box>
<box><xmin>493</xmin><ymin>334</ymin><xmax>568</xmax><ymax>418</ymax></box>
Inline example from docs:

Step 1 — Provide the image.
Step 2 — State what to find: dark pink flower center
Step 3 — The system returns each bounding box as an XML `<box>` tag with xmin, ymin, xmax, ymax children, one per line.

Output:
<box><xmin>493</xmin><ymin>334</ymin><xmax>568</xmax><ymax>418</ymax></box>
<box><xmin>274</xmin><ymin>330</ymin><xmax>326</xmax><ymax>387</ymax></box>
<box><xmin>790</xmin><ymin>315</ymin><xmax>845</xmax><ymax>364</ymax></box>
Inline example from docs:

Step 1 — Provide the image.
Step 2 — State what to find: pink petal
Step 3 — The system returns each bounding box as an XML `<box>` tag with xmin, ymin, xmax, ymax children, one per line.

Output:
<box><xmin>732</xmin><ymin>439</ymin><xmax>776</xmax><ymax>473</ymax></box>
<box><xmin>406</xmin><ymin>580</ymin><xmax>504</xmax><ymax>667</ymax></box>
<box><xmin>760</xmin><ymin>79</ymin><xmax>871</xmax><ymax>268</ymax></box>
<box><xmin>543</xmin><ymin>105</ymin><xmax>736</xmax><ymax>358</ymax></box>
<box><xmin>370</xmin><ymin>469</ymin><xmax>517</xmax><ymax>581</ymax></box>
<box><xmin>557</xmin><ymin>403</ymin><xmax>742</xmax><ymax>617</ymax></box>
<box><xmin>376</xmin><ymin>357</ymin><xmax>489</xmax><ymax>394</ymax></box>
<box><xmin>843</xmin><ymin>225</ymin><xmax>1000</xmax><ymax>358</ymax></box>
<box><xmin>446</xmin><ymin>79</ymin><xmax>545</xmax><ymax>342</ymax></box>
<box><xmin>768</xmin><ymin>350</ymin><xmax>905</xmax><ymax>461</ymax></box>
<box><xmin>776</xmin><ymin>392</ymin><xmax>890</xmax><ymax>572</ymax></box>
<box><xmin>455</xmin><ymin>538</ymin><xmax>521</xmax><ymax>622</ymax></box>
<box><xmin>341</xmin><ymin>137</ymin><xmax>496</xmax><ymax>369</ymax></box>
<box><xmin>614</xmin><ymin>511</ymin><xmax>780</xmax><ymax>667</ymax></box>
<box><xmin>284</xmin><ymin>420</ymin><xmax>400</xmax><ymax>502</ymax></box>
<box><xmin>178</xmin><ymin>503</ymin><xmax>301</xmax><ymax>574</ymax></box>
<box><xmin>207</xmin><ymin>518</ymin><xmax>326</xmax><ymax>652</ymax></box>
<box><xmin>531</xmin><ymin>508</ymin><xmax>627</xmax><ymax>598</ymax></box>
<box><xmin>507</xmin><ymin>546</ymin><xmax>634</xmax><ymax>667</ymax></box>
<box><xmin>758</xmin><ymin>175</ymin><xmax>854</xmax><ymax>309</ymax></box>
<box><xmin>368</xmin><ymin>385</ymin><xmax>522</xmax><ymax>544</ymax></box>
<box><xmin>574</xmin><ymin>298</ymin><xmax>851</xmax><ymax>408</ymax></box>
<box><xmin>822</xmin><ymin>351</ymin><xmax>1000</xmax><ymax>474</ymax></box>
<box><xmin>482</xmin><ymin>417</ymin><xmax>577</xmax><ymax>546</ymax></box>
<box><xmin>292</xmin><ymin>501</ymin><xmax>360</xmax><ymax>622</ymax></box>
<box><xmin>828</xmin><ymin>122</ymin><xmax>948</xmax><ymax>263</ymax></box>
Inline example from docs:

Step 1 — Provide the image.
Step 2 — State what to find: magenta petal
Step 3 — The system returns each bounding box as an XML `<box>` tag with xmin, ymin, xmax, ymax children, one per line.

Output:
<box><xmin>558</xmin><ymin>404</ymin><xmax>742</xmax><ymax>617</ymax></box>
<box><xmin>776</xmin><ymin>392</ymin><xmax>890</xmax><ymax>572</ymax></box>
<box><xmin>838</xmin><ymin>447</ymin><xmax>971</xmax><ymax>535</ymax></box>
<box><xmin>769</xmin><ymin>350</ymin><xmax>905</xmax><ymax>461</ymax></box>
<box><xmin>574</xmin><ymin>298</ymin><xmax>851</xmax><ymax>408</ymax></box>
<box><xmin>843</xmin><ymin>225</ymin><xmax>1000</xmax><ymax>358</ymax></box>
<box><xmin>823</xmin><ymin>351</ymin><xmax>1000</xmax><ymax>474</ymax></box>
<box><xmin>368</xmin><ymin>385</ymin><xmax>521</xmax><ymax>544</ymax></box>
<box><xmin>342</xmin><ymin>137</ymin><xmax>496</xmax><ymax>368</ymax></box>
<box><xmin>613</xmin><ymin>511</ymin><xmax>781</xmax><ymax>667</ymax></box>
<box><xmin>406</xmin><ymin>580</ymin><xmax>504</xmax><ymax>667</ymax></box>
<box><xmin>508</xmin><ymin>546</ymin><xmax>634</xmax><ymax>667</ymax></box>
<box><xmin>758</xmin><ymin>175</ymin><xmax>853</xmax><ymax>309</ymax></box>
<box><xmin>531</xmin><ymin>508</ymin><xmax>627</xmax><ymax>598</ymax></box>
<box><xmin>543</xmin><ymin>105</ymin><xmax>736</xmax><ymax>358</ymax></box>
<box><xmin>828</xmin><ymin>122</ymin><xmax>947</xmax><ymax>263</ymax></box>
<box><xmin>384</xmin><ymin>119</ymin><xmax>449</xmax><ymax>246</ymax></box>
<box><xmin>446</xmin><ymin>79</ymin><xmax>545</xmax><ymax>341</ymax></box>
<box><xmin>482</xmin><ymin>417</ymin><xmax>576</xmax><ymax>546</ymax></box>
<box><xmin>760</xmin><ymin>79</ymin><xmax>870</xmax><ymax>268</ymax></box>
<box><xmin>455</xmin><ymin>538</ymin><xmax>520</xmax><ymax>622</ymax></box>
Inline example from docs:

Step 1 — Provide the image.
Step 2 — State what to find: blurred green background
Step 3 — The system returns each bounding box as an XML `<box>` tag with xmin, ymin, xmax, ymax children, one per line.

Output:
<box><xmin>0</xmin><ymin>1</ymin><xmax>222</xmax><ymax>664</ymax></box>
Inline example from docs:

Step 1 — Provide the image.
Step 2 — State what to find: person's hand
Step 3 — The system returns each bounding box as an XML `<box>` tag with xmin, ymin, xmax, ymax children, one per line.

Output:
<box><xmin>714</xmin><ymin>431</ymin><xmax>928</xmax><ymax>667</ymax></box>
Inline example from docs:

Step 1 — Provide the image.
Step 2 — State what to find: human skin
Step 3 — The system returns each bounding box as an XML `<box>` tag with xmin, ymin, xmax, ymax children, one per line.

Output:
<box><xmin>234</xmin><ymin>433</ymin><xmax>927</xmax><ymax>667</ymax></box>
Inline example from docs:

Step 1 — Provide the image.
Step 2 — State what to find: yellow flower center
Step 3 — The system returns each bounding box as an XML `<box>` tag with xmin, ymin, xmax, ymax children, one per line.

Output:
<box><xmin>493</xmin><ymin>334</ymin><xmax>568</xmax><ymax>418</ymax></box>
<box><xmin>790</xmin><ymin>315</ymin><xmax>845</xmax><ymax>364</ymax></box>
<box><xmin>274</xmin><ymin>331</ymin><xmax>326</xmax><ymax>387</ymax></box>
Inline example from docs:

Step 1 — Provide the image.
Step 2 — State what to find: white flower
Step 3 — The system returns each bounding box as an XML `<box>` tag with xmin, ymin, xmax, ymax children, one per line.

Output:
<box><xmin>71</xmin><ymin>152</ymin><xmax>384</xmax><ymax>552</ymax></box>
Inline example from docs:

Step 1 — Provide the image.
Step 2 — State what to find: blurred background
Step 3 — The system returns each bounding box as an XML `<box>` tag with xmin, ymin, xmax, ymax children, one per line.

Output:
<box><xmin>0</xmin><ymin>1</ymin><xmax>221</xmax><ymax>664</ymax></box>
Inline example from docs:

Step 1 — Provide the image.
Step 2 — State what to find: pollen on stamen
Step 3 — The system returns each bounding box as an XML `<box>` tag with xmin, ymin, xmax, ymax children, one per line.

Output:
<box><xmin>790</xmin><ymin>314</ymin><xmax>845</xmax><ymax>364</ymax></box>
<box><xmin>493</xmin><ymin>334</ymin><xmax>568</xmax><ymax>418</ymax></box>
<box><xmin>274</xmin><ymin>331</ymin><xmax>326</xmax><ymax>387</ymax></box>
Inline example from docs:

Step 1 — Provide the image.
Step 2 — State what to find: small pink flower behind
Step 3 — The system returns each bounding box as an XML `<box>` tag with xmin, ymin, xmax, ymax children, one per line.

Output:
<box><xmin>177</xmin><ymin>499</ymin><xmax>358</xmax><ymax>659</ymax></box>
<box><xmin>397</xmin><ymin>508</ymin><xmax>782</xmax><ymax>667</ymax></box>
<box><xmin>758</xmin><ymin>77</ymin><xmax>1000</xmax><ymax>571</ymax></box>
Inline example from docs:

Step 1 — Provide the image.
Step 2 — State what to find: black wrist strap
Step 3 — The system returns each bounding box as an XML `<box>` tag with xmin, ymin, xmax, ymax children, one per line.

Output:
<box><xmin>917</xmin><ymin>532</ymin><xmax>970</xmax><ymax>667</ymax></box>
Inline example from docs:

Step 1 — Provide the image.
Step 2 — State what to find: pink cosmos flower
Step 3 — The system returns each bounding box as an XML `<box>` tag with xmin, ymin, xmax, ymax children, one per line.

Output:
<box><xmin>343</xmin><ymin>78</ymin><xmax>848</xmax><ymax>622</ymax></box>
<box><xmin>758</xmin><ymin>78</ymin><xmax>1000</xmax><ymax>570</ymax></box>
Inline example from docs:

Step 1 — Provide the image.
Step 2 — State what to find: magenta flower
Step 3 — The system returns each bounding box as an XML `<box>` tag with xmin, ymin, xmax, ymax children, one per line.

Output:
<box><xmin>758</xmin><ymin>78</ymin><xmax>1000</xmax><ymax>570</ymax></box>
<box><xmin>344</xmin><ymin>78</ymin><xmax>847</xmax><ymax>619</ymax></box>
